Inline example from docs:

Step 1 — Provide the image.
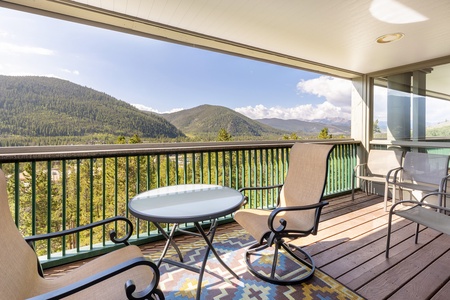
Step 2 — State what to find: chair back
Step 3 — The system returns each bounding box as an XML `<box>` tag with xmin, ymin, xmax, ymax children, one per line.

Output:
<box><xmin>366</xmin><ymin>149</ymin><xmax>403</xmax><ymax>176</ymax></box>
<box><xmin>402</xmin><ymin>152</ymin><xmax>450</xmax><ymax>185</ymax></box>
<box><xmin>0</xmin><ymin>169</ymin><xmax>42</xmax><ymax>299</ymax></box>
<box><xmin>279</xmin><ymin>143</ymin><xmax>334</xmax><ymax>209</ymax></box>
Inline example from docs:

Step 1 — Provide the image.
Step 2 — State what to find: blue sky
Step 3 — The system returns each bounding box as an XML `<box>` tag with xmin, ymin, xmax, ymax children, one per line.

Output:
<box><xmin>0</xmin><ymin>7</ymin><xmax>353</xmax><ymax>121</ymax></box>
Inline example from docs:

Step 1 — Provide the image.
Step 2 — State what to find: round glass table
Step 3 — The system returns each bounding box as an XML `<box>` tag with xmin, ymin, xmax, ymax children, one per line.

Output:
<box><xmin>128</xmin><ymin>184</ymin><xmax>244</xmax><ymax>300</ymax></box>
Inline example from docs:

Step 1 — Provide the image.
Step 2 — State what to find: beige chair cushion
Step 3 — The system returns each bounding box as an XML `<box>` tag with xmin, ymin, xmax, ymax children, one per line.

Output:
<box><xmin>0</xmin><ymin>169</ymin><xmax>157</xmax><ymax>300</ymax></box>
<box><xmin>235</xmin><ymin>143</ymin><xmax>333</xmax><ymax>242</ymax></box>
<box><xmin>36</xmin><ymin>245</ymin><xmax>156</xmax><ymax>299</ymax></box>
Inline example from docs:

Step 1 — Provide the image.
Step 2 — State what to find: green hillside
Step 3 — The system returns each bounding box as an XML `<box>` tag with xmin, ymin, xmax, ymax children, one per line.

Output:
<box><xmin>257</xmin><ymin>118</ymin><xmax>351</xmax><ymax>136</ymax></box>
<box><xmin>161</xmin><ymin>104</ymin><xmax>288</xmax><ymax>138</ymax></box>
<box><xmin>0</xmin><ymin>76</ymin><xmax>184</xmax><ymax>143</ymax></box>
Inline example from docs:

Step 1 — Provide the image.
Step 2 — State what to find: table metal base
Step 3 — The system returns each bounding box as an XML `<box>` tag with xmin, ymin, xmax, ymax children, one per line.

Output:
<box><xmin>153</xmin><ymin>219</ymin><xmax>239</xmax><ymax>300</ymax></box>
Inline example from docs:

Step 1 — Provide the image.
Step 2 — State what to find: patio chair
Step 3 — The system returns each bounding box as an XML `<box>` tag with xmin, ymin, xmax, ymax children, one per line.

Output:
<box><xmin>0</xmin><ymin>169</ymin><xmax>164</xmax><ymax>300</ymax></box>
<box><xmin>351</xmin><ymin>149</ymin><xmax>403</xmax><ymax>208</ymax></box>
<box><xmin>385</xmin><ymin>152</ymin><xmax>450</xmax><ymax>211</ymax></box>
<box><xmin>386</xmin><ymin>192</ymin><xmax>450</xmax><ymax>258</ymax></box>
<box><xmin>234</xmin><ymin>143</ymin><xmax>334</xmax><ymax>285</ymax></box>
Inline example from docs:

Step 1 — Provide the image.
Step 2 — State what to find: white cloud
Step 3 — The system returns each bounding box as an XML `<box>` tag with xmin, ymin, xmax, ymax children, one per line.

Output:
<box><xmin>0</xmin><ymin>42</ymin><xmax>54</xmax><ymax>55</ymax></box>
<box><xmin>61</xmin><ymin>68</ymin><xmax>80</xmax><ymax>75</ymax></box>
<box><xmin>297</xmin><ymin>76</ymin><xmax>352</xmax><ymax>108</ymax></box>
<box><xmin>132</xmin><ymin>104</ymin><xmax>184</xmax><ymax>114</ymax></box>
<box><xmin>235</xmin><ymin>76</ymin><xmax>352</xmax><ymax>120</ymax></box>
<box><xmin>235</xmin><ymin>103</ymin><xmax>348</xmax><ymax>121</ymax></box>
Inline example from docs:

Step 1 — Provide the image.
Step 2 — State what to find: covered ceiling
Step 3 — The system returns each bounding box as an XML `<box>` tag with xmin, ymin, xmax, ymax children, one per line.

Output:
<box><xmin>1</xmin><ymin>0</ymin><xmax>450</xmax><ymax>79</ymax></box>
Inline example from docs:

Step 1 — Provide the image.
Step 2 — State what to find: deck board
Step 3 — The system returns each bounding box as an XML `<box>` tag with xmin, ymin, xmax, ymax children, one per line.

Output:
<box><xmin>431</xmin><ymin>279</ymin><xmax>450</xmax><ymax>300</ymax></box>
<box><xmin>389</xmin><ymin>249</ymin><xmax>450</xmax><ymax>300</ymax></box>
<box><xmin>355</xmin><ymin>234</ymin><xmax>450</xmax><ymax>299</ymax></box>
<box><xmin>44</xmin><ymin>191</ymin><xmax>450</xmax><ymax>299</ymax></box>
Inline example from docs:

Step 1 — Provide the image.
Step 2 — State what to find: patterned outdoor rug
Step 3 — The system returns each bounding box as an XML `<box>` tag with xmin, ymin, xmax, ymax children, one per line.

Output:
<box><xmin>146</xmin><ymin>226</ymin><xmax>365</xmax><ymax>300</ymax></box>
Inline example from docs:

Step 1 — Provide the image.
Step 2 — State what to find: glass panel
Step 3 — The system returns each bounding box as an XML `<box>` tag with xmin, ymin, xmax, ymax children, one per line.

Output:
<box><xmin>373</xmin><ymin>63</ymin><xmax>450</xmax><ymax>141</ymax></box>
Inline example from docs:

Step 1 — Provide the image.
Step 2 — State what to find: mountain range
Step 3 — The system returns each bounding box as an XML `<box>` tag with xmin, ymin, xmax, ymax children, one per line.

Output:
<box><xmin>0</xmin><ymin>75</ymin><xmax>351</xmax><ymax>145</ymax></box>
<box><xmin>160</xmin><ymin>105</ymin><xmax>287</xmax><ymax>139</ymax></box>
<box><xmin>0</xmin><ymin>75</ymin><xmax>184</xmax><ymax>140</ymax></box>
<box><xmin>255</xmin><ymin>118</ymin><xmax>350</xmax><ymax>136</ymax></box>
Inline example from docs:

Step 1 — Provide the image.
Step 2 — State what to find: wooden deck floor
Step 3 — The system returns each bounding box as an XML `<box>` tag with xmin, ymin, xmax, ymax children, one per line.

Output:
<box><xmin>44</xmin><ymin>192</ymin><xmax>450</xmax><ymax>300</ymax></box>
<box><xmin>298</xmin><ymin>191</ymin><xmax>450</xmax><ymax>300</ymax></box>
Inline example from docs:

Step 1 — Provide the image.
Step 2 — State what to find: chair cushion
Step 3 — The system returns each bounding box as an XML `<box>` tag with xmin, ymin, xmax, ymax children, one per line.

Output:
<box><xmin>395</xmin><ymin>206</ymin><xmax>450</xmax><ymax>235</ymax></box>
<box><xmin>33</xmin><ymin>245</ymin><xmax>157</xmax><ymax>299</ymax></box>
<box><xmin>395</xmin><ymin>182</ymin><xmax>439</xmax><ymax>192</ymax></box>
<box><xmin>234</xmin><ymin>209</ymin><xmax>273</xmax><ymax>242</ymax></box>
<box><xmin>234</xmin><ymin>208</ymin><xmax>314</xmax><ymax>242</ymax></box>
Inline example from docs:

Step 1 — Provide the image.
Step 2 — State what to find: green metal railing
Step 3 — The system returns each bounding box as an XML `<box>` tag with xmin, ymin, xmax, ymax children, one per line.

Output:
<box><xmin>0</xmin><ymin>140</ymin><xmax>358</xmax><ymax>268</ymax></box>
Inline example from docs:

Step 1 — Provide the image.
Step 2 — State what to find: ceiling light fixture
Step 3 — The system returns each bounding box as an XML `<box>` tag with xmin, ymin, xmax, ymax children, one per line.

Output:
<box><xmin>376</xmin><ymin>33</ymin><xmax>404</xmax><ymax>43</ymax></box>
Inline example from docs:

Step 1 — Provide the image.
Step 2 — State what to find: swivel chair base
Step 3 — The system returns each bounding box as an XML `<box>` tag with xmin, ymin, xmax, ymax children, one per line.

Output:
<box><xmin>245</xmin><ymin>240</ymin><xmax>315</xmax><ymax>285</ymax></box>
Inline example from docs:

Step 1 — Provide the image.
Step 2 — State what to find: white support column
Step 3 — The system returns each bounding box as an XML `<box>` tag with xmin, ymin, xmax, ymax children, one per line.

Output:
<box><xmin>351</xmin><ymin>75</ymin><xmax>370</xmax><ymax>151</ymax></box>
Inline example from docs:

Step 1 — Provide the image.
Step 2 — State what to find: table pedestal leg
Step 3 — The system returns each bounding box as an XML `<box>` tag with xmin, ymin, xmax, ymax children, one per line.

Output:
<box><xmin>193</xmin><ymin>220</ymin><xmax>240</xmax><ymax>300</ymax></box>
<box><xmin>155</xmin><ymin>220</ymin><xmax>240</xmax><ymax>300</ymax></box>
<box><xmin>153</xmin><ymin>222</ymin><xmax>183</xmax><ymax>268</ymax></box>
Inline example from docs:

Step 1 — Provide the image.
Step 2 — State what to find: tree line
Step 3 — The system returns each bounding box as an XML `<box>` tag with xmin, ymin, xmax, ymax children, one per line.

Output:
<box><xmin>0</xmin><ymin>76</ymin><xmax>184</xmax><ymax>141</ymax></box>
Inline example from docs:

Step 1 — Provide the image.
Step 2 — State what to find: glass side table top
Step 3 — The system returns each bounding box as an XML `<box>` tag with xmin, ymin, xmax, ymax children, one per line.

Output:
<box><xmin>128</xmin><ymin>184</ymin><xmax>244</xmax><ymax>223</ymax></box>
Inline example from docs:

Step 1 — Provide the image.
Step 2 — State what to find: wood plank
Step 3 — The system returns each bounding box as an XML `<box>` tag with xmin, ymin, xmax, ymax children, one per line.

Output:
<box><xmin>309</xmin><ymin>210</ymin><xmax>406</xmax><ymax>251</ymax></box>
<box><xmin>322</xmin><ymin>192</ymin><xmax>374</xmax><ymax>212</ymax></box>
<box><xmin>389</xmin><ymin>249</ymin><xmax>450</xmax><ymax>299</ymax></box>
<box><xmin>303</xmin><ymin>212</ymin><xmax>402</xmax><ymax>256</ymax></box>
<box><xmin>355</xmin><ymin>234</ymin><xmax>450</xmax><ymax>299</ymax></box>
<box><xmin>297</xmin><ymin>204</ymin><xmax>399</xmax><ymax>249</ymax></box>
<box><xmin>318</xmin><ymin>221</ymin><xmax>420</xmax><ymax>276</ymax></box>
<box><xmin>324</xmin><ymin>199</ymin><xmax>394</xmax><ymax>230</ymax></box>
<box><xmin>321</xmin><ymin>194</ymin><xmax>383</xmax><ymax>223</ymax></box>
<box><xmin>340</xmin><ymin>228</ymin><xmax>444</xmax><ymax>289</ymax></box>
<box><xmin>431</xmin><ymin>280</ymin><xmax>450</xmax><ymax>300</ymax></box>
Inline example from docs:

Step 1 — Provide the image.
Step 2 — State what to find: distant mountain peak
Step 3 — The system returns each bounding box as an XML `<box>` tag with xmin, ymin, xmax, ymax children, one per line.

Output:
<box><xmin>161</xmin><ymin>104</ymin><xmax>288</xmax><ymax>138</ymax></box>
<box><xmin>256</xmin><ymin>118</ymin><xmax>350</xmax><ymax>136</ymax></box>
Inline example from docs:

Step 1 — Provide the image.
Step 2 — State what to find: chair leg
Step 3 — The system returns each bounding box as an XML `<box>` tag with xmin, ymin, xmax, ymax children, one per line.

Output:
<box><xmin>351</xmin><ymin>174</ymin><xmax>355</xmax><ymax>201</ymax></box>
<box><xmin>245</xmin><ymin>240</ymin><xmax>315</xmax><ymax>285</ymax></box>
<box><xmin>414</xmin><ymin>223</ymin><xmax>420</xmax><ymax>244</ymax></box>
<box><xmin>366</xmin><ymin>181</ymin><xmax>371</xmax><ymax>196</ymax></box>
<box><xmin>386</xmin><ymin>211</ymin><xmax>393</xmax><ymax>258</ymax></box>
<box><xmin>384</xmin><ymin>184</ymin><xmax>388</xmax><ymax>212</ymax></box>
<box><xmin>270</xmin><ymin>241</ymin><xmax>280</xmax><ymax>279</ymax></box>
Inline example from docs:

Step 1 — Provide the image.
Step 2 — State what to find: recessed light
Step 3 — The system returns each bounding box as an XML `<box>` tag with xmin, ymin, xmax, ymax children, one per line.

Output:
<box><xmin>376</xmin><ymin>33</ymin><xmax>404</xmax><ymax>43</ymax></box>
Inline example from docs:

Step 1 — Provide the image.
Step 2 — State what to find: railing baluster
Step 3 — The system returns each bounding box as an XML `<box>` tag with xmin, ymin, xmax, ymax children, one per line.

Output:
<box><xmin>46</xmin><ymin>161</ymin><xmax>52</xmax><ymax>258</ymax></box>
<box><xmin>76</xmin><ymin>159</ymin><xmax>80</xmax><ymax>252</ymax></box>
<box><xmin>62</xmin><ymin>160</ymin><xmax>67</xmax><ymax>255</ymax></box>
<box><xmin>1</xmin><ymin>141</ymin><xmax>358</xmax><ymax>268</ymax></box>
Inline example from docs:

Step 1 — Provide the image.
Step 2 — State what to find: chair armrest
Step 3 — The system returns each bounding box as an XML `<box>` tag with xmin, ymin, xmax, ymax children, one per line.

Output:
<box><xmin>386</xmin><ymin>167</ymin><xmax>403</xmax><ymax>184</ymax></box>
<box><xmin>25</xmin><ymin>216</ymin><xmax>134</xmax><ymax>246</ymax></box>
<box><xmin>353</xmin><ymin>163</ymin><xmax>367</xmax><ymax>176</ymax></box>
<box><xmin>439</xmin><ymin>174</ymin><xmax>450</xmax><ymax>192</ymax></box>
<box><xmin>390</xmin><ymin>191</ymin><xmax>450</xmax><ymax>214</ymax></box>
<box><xmin>268</xmin><ymin>201</ymin><xmax>329</xmax><ymax>234</ymax></box>
<box><xmin>26</xmin><ymin>257</ymin><xmax>163</xmax><ymax>300</ymax></box>
<box><xmin>239</xmin><ymin>184</ymin><xmax>284</xmax><ymax>206</ymax></box>
<box><xmin>238</xmin><ymin>184</ymin><xmax>283</xmax><ymax>193</ymax></box>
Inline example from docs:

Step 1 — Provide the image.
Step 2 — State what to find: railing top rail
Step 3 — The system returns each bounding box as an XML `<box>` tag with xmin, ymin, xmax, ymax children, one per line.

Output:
<box><xmin>0</xmin><ymin>139</ymin><xmax>358</xmax><ymax>163</ymax></box>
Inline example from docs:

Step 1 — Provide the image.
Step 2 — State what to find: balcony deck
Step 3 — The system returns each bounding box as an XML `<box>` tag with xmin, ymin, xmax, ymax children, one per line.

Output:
<box><xmin>44</xmin><ymin>191</ymin><xmax>450</xmax><ymax>299</ymax></box>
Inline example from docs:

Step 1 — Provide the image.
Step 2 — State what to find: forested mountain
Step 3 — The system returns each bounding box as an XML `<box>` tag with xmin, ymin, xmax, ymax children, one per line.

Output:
<box><xmin>161</xmin><ymin>104</ymin><xmax>288</xmax><ymax>138</ymax></box>
<box><xmin>256</xmin><ymin>118</ymin><xmax>351</xmax><ymax>136</ymax></box>
<box><xmin>0</xmin><ymin>76</ymin><xmax>184</xmax><ymax>142</ymax></box>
